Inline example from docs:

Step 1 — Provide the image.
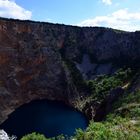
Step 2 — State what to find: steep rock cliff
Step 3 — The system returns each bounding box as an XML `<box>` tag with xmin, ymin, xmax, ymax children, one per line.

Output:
<box><xmin>0</xmin><ymin>17</ymin><xmax>140</xmax><ymax>123</ymax></box>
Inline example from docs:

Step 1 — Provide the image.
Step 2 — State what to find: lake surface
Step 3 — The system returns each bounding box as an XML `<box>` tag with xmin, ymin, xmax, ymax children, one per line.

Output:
<box><xmin>0</xmin><ymin>100</ymin><xmax>88</xmax><ymax>139</ymax></box>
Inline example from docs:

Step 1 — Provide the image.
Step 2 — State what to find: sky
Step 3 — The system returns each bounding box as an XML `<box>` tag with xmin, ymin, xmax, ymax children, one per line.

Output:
<box><xmin>0</xmin><ymin>0</ymin><xmax>140</xmax><ymax>31</ymax></box>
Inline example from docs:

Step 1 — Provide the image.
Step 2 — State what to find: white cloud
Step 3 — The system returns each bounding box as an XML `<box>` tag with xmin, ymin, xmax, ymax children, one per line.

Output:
<box><xmin>102</xmin><ymin>0</ymin><xmax>112</xmax><ymax>5</ymax></box>
<box><xmin>0</xmin><ymin>0</ymin><xmax>32</xmax><ymax>20</ymax></box>
<box><xmin>77</xmin><ymin>9</ymin><xmax>140</xmax><ymax>31</ymax></box>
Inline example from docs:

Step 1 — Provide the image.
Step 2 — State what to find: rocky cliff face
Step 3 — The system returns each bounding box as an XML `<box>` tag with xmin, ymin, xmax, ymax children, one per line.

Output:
<box><xmin>0</xmin><ymin>17</ymin><xmax>140</xmax><ymax>123</ymax></box>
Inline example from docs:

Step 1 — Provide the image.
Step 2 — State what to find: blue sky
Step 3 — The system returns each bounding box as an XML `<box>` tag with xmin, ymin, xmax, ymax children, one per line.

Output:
<box><xmin>0</xmin><ymin>0</ymin><xmax>140</xmax><ymax>31</ymax></box>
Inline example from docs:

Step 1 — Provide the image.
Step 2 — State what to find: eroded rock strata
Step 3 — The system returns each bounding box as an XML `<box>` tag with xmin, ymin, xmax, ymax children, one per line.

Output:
<box><xmin>0</xmin><ymin>17</ymin><xmax>140</xmax><ymax>123</ymax></box>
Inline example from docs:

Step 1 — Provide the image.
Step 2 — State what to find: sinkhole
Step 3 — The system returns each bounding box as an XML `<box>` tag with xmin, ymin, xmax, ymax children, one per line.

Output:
<box><xmin>0</xmin><ymin>100</ymin><xmax>88</xmax><ymax>139</ymax></box>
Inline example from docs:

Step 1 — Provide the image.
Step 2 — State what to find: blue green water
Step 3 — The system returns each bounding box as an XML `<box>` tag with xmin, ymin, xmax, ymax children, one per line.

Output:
<box><xmin>0</xmin><ymin>100</ymin><xmax>88</xmax><ymax>138</ymax></box>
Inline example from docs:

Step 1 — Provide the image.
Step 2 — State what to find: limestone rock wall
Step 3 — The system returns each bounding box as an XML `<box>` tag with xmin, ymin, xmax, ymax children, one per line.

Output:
<box><xmin>0</xmin><ymin>18</ymin><xmax>140</xmax><ymax>123</ymax></box>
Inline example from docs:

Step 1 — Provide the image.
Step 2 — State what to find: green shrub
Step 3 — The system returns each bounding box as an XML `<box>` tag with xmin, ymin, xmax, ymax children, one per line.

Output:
<box><xmin>110</xmin><ymin>90</ymin><xmax>140</xmax><ymax>120</ymax></box>
<box><xmin>86</xmin><ymin>68</ymin><xmax>133</xmax><ymax>101</ymax></box>
<box><xmin>74</xmin><ymin>117</ymin><xmax>140</xmax><ymax>140</ymax></box>
<box><xmin>20</xmin><ymin>132</ymin><xmax>49</xmax><ymax>140</ymax></box>
<box><xmin>20</xmin><ymin>133</ymin><xmax>66</xmax><ymax>140</ymax></box>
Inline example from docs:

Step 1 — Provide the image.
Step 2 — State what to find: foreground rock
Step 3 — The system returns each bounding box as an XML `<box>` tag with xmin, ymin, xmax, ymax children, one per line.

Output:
<box><xmin>0</xmin><ymin>130</ymin><xmax>16</xmax><ymax>140</ymax></box>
